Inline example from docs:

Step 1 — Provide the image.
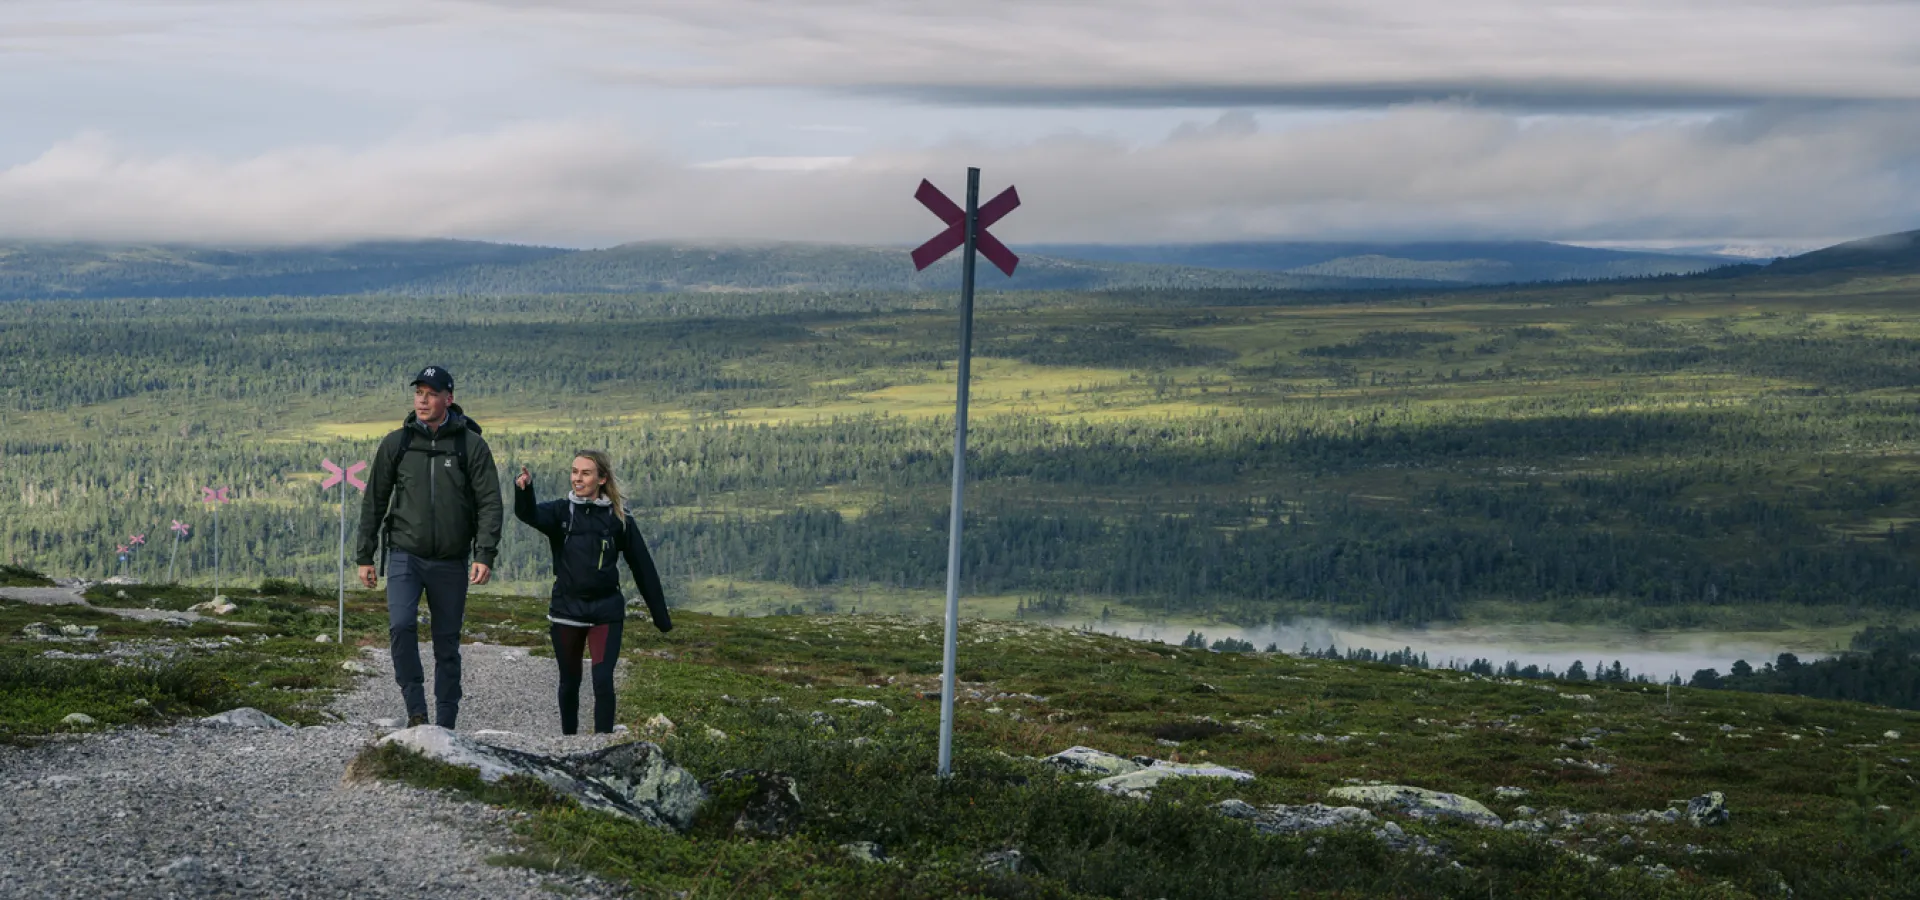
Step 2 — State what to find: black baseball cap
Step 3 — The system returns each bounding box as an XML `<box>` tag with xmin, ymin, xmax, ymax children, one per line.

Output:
<box><xmin>410</xmin><ymin>365</ymin><xmax>454</xmax><ymax>393</ymax></box>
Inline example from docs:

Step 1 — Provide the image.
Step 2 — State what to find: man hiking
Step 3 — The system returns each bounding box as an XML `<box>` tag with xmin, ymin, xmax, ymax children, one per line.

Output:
<box><xmin>355</xmin><ymin>365</ymin><xmax>504</xmax><ymax>729</ymax></box>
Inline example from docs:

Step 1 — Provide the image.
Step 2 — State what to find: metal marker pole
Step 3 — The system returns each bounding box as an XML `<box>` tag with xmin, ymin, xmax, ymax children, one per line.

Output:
<box><xmin>337</xmin><ymin>480</ymin><xmax>347</xmax><ymax>643</ymax></box>
<box><xmin>938</xmin><ymin>167</ymin><xmax>980</xmax><ymax>779</ymax></box>
<box><xmin>212</xmin><ymin>506</ymin><xmax>220</xmax><ymax>602</ymax></box>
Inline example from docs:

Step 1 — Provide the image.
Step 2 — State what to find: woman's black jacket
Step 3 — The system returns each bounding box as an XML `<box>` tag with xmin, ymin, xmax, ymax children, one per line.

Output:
<box><xmin>514</xmin><ymin>484</ymin><xmax>671</xmax><ymax>631</ymax></box>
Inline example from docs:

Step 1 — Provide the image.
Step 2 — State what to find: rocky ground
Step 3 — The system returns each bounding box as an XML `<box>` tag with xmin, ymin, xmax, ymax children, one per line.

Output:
<box><xmin>0</xmin><ymin>638</ymin><xmax>637</xmax><ymax>899</ymax></box>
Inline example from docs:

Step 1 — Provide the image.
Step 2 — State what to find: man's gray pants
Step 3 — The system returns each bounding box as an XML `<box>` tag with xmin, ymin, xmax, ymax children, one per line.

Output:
<box><xmin>385</xmin><ymin>549</ymin><xmax>467</xmax><ymax>727</ymax></box>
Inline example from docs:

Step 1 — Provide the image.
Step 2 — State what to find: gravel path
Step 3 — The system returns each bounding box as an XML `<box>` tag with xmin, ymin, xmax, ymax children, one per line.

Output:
<box><xmin>0</xmin><ymin>640</ymin><xmax>641</xmax><ymax>899</ymax></box>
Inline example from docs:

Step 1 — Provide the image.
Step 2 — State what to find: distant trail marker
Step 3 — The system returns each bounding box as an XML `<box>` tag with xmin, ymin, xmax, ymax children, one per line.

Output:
<box><xmin>200</xmin><ymin>487</ymin><xmax>231</xmax><ymax>602</ymax></box>
<box><xmin>319</xmin><ymin>459</ymin><xmax>369</xmax><ymax>643</ymax></box>
<box><xmin>168</xmin><ymin>520</ymin><xmax>190</xmax><ymax>583</ymax></box>
<box><xmin>913</xmin><ymin>168</ymin><xmax>1020</xmax><ymax>778</ymax></box>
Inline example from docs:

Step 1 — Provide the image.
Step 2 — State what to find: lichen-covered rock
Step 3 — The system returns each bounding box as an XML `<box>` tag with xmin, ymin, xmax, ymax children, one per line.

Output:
<box><xmin>1685</xmin><ymin>791</ymin><xmax>1729</xmax><ymax>827</ymax></box>
<box><xmin>829</xmin><ymin>698</ymin><xmax>893</xmax><ymax>716</ymax></box>
<box><xmin>200</xmin><ymin>708</ymin><xmax>292</xmax><ymax>730</ymax></box>
<box><xmin>1215</xmin><ymin>799</ymin><xmax>1375</xmax><ymax>835</ymax></box>
<box><xmin>1093</xmin><ymin>761</ymin><xmax>1255</xmax><ymax>798</ymax></box>
<box><xmin>60</xmin><ymin>712</ymin><xmax>97</xmax><ymax>726</ymax></box>
<box><xmin>841</xmin><ymin>841</ymin><xmax>888</xmax><ymax>864</ymax></box>
<box><xmin>567</xmin><ymin>740</ymin><xmax>708</xmax><ymax>831</ymax></box>
<box><xmin>980</xmin><ymin>848</ymin><xmax>1025</xmax><ymax>874</ymax></box>
<box><xmin>707</xmin><ymin>769</ymin><xmax>803</xmax><ymax>838</ymax></box>
<box><xmin>374</xmin><ymin>726</ymin><xmax>706</xmax><ymax>830</ymax></box>
<box><xmin>1040</xmin><ymin>746</ymin><xmax>1145</xmax><ymax>777</ymax></box>
<box><xmin>1326</xmin><ymin>784</ymin><xmax>1502</xmax><ymax>828</ymax></box>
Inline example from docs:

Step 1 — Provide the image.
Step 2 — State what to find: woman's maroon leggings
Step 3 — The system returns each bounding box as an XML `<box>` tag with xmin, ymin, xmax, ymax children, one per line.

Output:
<box><xmin>550</xmin><ymin>620</ymin><xmax>623</xmax><ymax>734</ymax></box>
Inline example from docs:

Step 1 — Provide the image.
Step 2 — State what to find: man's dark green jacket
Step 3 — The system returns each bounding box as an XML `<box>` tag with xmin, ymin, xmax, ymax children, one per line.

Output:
<box><xmin>354</xmin><ymin>405</ymin><xmax>504</xmax><ymax>568</ymax></box>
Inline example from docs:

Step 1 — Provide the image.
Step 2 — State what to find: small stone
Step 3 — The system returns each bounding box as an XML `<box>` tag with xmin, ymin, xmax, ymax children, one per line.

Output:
<box><xmin>705</xmin><ymin>726</ymin><xmax>729</xmax><ymax>741</ymax></box>
<box><xmin>61</xmin><ymin>712</ymin><xmax>97</xmax><ymax>726</ymax></box>
<box><xmin>1494</xmin><ymin>786</ymin><xmax>1529</xmax><ymax>801</ymax></box>
<box><xmin>1886</xmin><ymin>730</ymin><xmax>1902</xmax><ymax>740</ymax></box>
<box><xmin>341</xmin><ymin>660</ymin><xmax>373</xmax><ymax>675</ymax></box>
<box><xmin>315</xmin><ymin>634</ymin><xmax>332</xmax><ymax>643</ymax></box>
<box><xmin>612</xmin><ymin>724</ymin><xmax>629</xmax><ymax>734</ymax></box>
<box><xmin>980</xmin><ymin>848</ymin><xmax>1024</xmax><ymax>874</ymax></box>
<box><xmin>156</xmin><ymin>856</ymin><xmax>205</xmax><ymax>880</ymax></box>
<box><xmin>642</xmin><ymin>713</ymin><xmax>676</xmax><ymax>736</ymax></box>
<box><xmin>711</xmin><ymin>769</ymin><xmax>803</xmax><ymax>838</ymax></box>
<box><xmin>841</xmin><ymin>841</ymin><xmax>888</xmax><ymax>864</ymax></box>
<box><xmin>200</xmin><ymin>708</ymin><xmax>292</xmax><ymax>730</ymax></box>
<box><xmin>829</xmin><ymin>698</ymin><xmax>894</xmax><ymax>716</ymax></box>
<box><xmin>132</xmin><ymin>698</ymin><xmax>150</xmax><ymax>708</ymax></box>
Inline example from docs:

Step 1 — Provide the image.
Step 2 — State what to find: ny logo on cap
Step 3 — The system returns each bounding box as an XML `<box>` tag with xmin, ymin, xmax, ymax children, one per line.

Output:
<box><xmin>425</xmin><ymin>367</ymin><xmax>437</xmax><ymax>376</ymax></box>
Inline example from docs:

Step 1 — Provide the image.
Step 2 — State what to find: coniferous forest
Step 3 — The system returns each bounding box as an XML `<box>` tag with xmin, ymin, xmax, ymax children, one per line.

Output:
<box><xmin>4</xmin><ymin>267</ymin><xmax>1920</xmax><ymax>643</ymax></box>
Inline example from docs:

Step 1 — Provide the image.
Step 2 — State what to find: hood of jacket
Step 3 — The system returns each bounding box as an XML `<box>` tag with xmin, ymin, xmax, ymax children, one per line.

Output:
<box><xmin>403</xmin><ymin>402</ymin><xmax>483</xmax><ymax>437</ymax></box>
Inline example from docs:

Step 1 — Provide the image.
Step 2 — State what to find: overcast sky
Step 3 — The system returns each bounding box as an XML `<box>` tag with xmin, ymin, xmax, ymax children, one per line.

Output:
<box><xmin>1</xmin><ymin>0</ymin><xmax>1916</xmax><ymax>251</ymax></box>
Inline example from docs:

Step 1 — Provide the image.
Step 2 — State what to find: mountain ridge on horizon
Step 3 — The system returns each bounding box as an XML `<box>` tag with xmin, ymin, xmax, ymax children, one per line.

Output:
<box><xmin>0</xmin><ymin>230</ymin><xmax>1911</xmax><ymax>301</ymax></box>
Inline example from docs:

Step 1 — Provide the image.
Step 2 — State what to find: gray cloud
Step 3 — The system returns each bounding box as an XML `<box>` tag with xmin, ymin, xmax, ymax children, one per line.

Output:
<box><xmin>539</xmin><ymin>0</ymin><xmax>1920</xmax><ymax>107</ymax></box>
<box><xmin>14</xmin><ymin>2</ymin><xmax>1908</xmax><ymax>109</ymax></box>
<box><xmin>2</xmin><ymin>104</ymin><xmax>1913</xmax><ymax>246</ymax></box>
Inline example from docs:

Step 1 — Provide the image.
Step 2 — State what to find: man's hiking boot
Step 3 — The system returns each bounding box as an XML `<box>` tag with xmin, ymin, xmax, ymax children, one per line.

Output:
<box><xmin>407</xmin><ymin>714</ymin><xmax>429</xmax><ymax>728</ymax></box>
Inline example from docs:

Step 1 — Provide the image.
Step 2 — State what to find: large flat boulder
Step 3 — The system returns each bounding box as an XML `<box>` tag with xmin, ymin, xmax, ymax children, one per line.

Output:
<box><xmin>1040</xmin><ymin>746</ymin><xmax>1145</xmax><ymax>777</ymax></box>
<box><xmin>1325</xmin><ymin>784</ymin><xmax>1502</xmax><ymax>828</ymax></box>
<box><xmin>1093</xmin><ymin>761</ymin><xmax>1255</xmax><ymax>798</ymax></box>
<box><xmin>376</xmin><ymin>726</ymin><xmax>706</xmax><ymax>830</ymax></box>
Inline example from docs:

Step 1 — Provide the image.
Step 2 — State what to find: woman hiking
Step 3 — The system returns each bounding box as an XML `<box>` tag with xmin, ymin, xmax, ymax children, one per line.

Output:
<box><xmin>514</xmin><ymin>451</ymin><xmax>672</xmax><ymax>735</ymax></box>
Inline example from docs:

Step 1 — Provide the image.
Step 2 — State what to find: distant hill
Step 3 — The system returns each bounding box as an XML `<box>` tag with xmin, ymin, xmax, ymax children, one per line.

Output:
<box><xmin>384</xmin><ymin>241</ymin><xmax>1378</xmax><ymax>295</ymax></box>
<box><xmin>10</xmin><ymin>232</ymin><xmax>1912</xmax><ymax>301</ymax></box>
<box><xmin>0</xmin><ymin>240</ymin><xmax>568</xmax><ymax>301</ymax></box>
<box><xmin>1029</xmin><ymin>241</ymin><xmax>1734</xmax><ymax>284</ymax></box>
<box><xmin>1762</xmin><ymin>229</ymin><xmax>1920</xmax><ymax>275</ymax></box>
<box><xmin>0</xmin><ymin>239</ymin><xmax>1410</xmax><ymax>300</ymax></box>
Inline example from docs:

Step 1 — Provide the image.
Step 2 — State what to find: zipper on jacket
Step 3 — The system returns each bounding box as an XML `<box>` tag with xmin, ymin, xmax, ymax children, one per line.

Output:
<box><xmin>428</xmin><ymin>435</ymin><xmax>438</xmax><ymax>553</ymax></box>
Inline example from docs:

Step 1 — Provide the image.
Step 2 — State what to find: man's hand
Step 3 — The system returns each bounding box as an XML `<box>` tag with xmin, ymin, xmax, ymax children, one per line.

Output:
<box><xmin>358</xmin><ymin>565</ymin><xmax>378</xmax><ymax>589</ymax></box>
<box><xmin>470</xmin><ymin>562</ymin><xmax>492</xmax><ymax>585</ymax></box>
<box><xmin>515</xmin><ymin>465</ymin><xmax>531</xmax><ymax>490</ymax></box>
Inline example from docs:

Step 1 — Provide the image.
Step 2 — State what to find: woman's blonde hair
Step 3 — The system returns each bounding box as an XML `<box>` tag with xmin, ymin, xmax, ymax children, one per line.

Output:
<box><xmin>574</xmin><ymin>450</ymin><xmax>626</xmax><ymax>524</ymax></box>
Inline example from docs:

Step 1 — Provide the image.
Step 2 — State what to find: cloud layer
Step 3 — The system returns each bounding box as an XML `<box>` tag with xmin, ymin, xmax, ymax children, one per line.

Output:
<box><xmin>522</xmin><ymin>0</ymin><xmax>1920</xmax><ymax>107</ymax></box>
<box><xmin>3</xmin><ymin>103</ymin><xmax>1915</xmax><ymax>246</ymax></box>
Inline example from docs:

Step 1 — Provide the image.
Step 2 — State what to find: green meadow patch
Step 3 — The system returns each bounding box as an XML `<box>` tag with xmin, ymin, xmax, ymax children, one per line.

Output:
<box><xmin>0</xmin><ymin>596</ymin><xmax>356</xmax><ymax>743</ymax></box>
<box><xmin>355</xmin><ymin>610</ymin><xmax>1920</xmax><ymax>898</ymax></box>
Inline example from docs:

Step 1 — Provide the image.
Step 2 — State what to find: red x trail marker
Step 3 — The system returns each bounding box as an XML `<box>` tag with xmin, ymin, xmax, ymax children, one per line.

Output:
<box><xmin>912</xmin><ymin>179</ymin><xmax>1020</xmax><ymax>275</ymax></box>
<box><xmin>914</xmin><ymin>167</ymin><xmax>1024</xmax><ymax>781</ymax></box>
